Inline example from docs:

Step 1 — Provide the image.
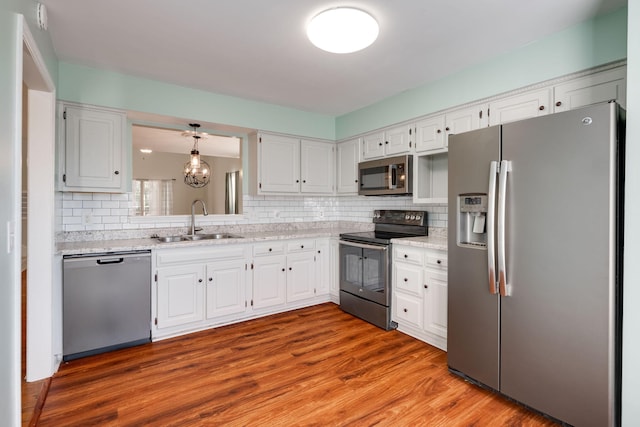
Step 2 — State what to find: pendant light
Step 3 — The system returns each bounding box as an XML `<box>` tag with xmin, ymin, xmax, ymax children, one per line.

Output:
<box><xmin>183</xmin><ymin>123</ymin><xmax>211</xmax><ymax>188</ymax></box>
<box><xmin>307</xmin><ymin>7</ymin><xmax>379</xmax><ymax>54</ymax></box>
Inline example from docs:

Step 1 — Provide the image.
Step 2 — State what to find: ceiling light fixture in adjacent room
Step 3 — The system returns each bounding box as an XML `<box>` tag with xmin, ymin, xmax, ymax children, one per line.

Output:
<box><xmin>307</xmin><ymin>7</ymin><xmax>379</xmax><ymax>54</ymax></box>
<box><xmin>183</xmin><ymin>123</ymin><xmax>210</xmax><ymax>188</ymax></box>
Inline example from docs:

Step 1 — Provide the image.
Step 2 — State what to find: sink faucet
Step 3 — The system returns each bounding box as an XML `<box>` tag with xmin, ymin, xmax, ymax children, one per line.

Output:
<box><xmin>190</xmin><ymin>199</ymin><xmax>208</xmax><ymax>236</ymax></box>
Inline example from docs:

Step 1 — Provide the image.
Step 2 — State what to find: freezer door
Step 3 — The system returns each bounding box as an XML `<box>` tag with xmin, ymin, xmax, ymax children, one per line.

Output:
<box><xmin>499</xmin><ymin>102</ymin><xmax>618</xmax><ymax>426</ymax></box>
<box><xmin>447</xmin><ymin>126</ymin><xmax>501</xmax><ymax>390</ymax></box>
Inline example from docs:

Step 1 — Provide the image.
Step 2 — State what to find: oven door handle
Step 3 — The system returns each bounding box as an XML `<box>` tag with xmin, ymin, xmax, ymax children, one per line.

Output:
<box><xmin>339</xmin><ymin>240</ymin><xmax>388</xmax><ymax>252</ymax></box>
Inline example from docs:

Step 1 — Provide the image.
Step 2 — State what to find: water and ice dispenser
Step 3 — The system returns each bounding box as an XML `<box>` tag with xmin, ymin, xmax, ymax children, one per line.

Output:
<box><xmin>457</xmin><ymin>194</ymin><xmax>488</xmax><ymax>248</ymax></box>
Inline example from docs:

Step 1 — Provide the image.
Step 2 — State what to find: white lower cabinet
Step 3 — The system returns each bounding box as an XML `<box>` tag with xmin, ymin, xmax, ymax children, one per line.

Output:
<box><xmin>156</xmin><ymin>263</ymin><xmax>206</xmax><ymax>329</ymax></box>
<box><xmin>392</xmin><ymin>244</ymin><xmax>448</xmax><ymax>350</ymax></box>
<box><xmin>154</xmin><ymin>237</ymin><xmax>334</xmax><ymax>340</ymax></box>
<box><xmin>252</xmin><ymin>242</ymin><xmax>287</xmax><ymax>310</ymax></box>
<box><xmin>206</xmin><ymin>258</ymin><xmax>248</xmax><ymax>319</ymax></box>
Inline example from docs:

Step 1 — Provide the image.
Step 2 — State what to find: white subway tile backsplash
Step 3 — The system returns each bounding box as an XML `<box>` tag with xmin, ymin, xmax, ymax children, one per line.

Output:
<box><xmin>59</xmin><ymin>191</ymin><xmax>447</xmax><ymax>234</ymax></box>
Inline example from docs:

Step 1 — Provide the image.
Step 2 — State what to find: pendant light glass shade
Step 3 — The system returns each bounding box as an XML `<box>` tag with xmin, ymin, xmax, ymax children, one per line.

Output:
<box><xmin>307</xmin><ymin>8</ymin><xmax>379</xmax><ymax>54</ymax></box>
<box><xmin>183</xmin><ymin>124</ymin><xmax>211</xmax><ymax>188</ymax></box>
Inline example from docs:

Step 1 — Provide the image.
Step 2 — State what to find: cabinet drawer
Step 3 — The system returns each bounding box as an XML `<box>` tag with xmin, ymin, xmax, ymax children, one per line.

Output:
<box><xmin>287</xmin><ymin>239</ymin><xmax>315</xmax><ymax>253</ymax></box>
<box><xmin>425</xmin><ymin>252</ymin><xmax>447</xmax><ymax>269</ymax></box>
<box><xmin>394</xmin><ymin>246</ymin><xmax>423</xmax><ymax>265</ymax></box>
<box><xmin>253</xmin><ymin>242</ymin><xmax>285</xmax><ymax>256</ymax></box>
<box><xmin>394</xmin><ymin>293</ymin><xmax>422</xmax><ymax>328</ymax></box>
<box><xmin>394</xmin><ymin>264</ymin><xmax>423</xmax><ymax>296</ymax></box>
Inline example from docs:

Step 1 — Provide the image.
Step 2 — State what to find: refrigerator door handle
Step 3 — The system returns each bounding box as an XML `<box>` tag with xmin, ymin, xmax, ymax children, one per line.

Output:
<box><xmin>498</xmin><ymin>160</ymin><xmax>512</xmax><ymax>297</ymax></box>
<box><xmin>487</xmin><ymin>161</ymin><xmax>498</xmax><ymax>295</ymax></box>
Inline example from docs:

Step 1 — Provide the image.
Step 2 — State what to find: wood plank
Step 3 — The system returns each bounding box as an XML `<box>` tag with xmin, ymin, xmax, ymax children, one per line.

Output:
<box><xmin>37</xmin><ymin>303</ymin><xmax>559</xmax><ymax>426</ymax></box>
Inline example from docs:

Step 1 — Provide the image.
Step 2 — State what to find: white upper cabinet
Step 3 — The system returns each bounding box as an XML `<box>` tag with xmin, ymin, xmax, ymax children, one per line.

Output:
<box><xmin>445</xmin><ymin>104</ymin><xmax>488</xmax><ymax>138</ymax></box>
<box><xmin>415</xmin><ymin>115</ymin><xmax>446</xmax><ymax>153</ymax></box>
<box><xmin>256</xmin><ymin>134</ymin><xmax>301</xmax><ymax>193</ymax></box>
<box><xmin>553</xmin><ymin>67</ymin><xmax>626</xmax><ymax>112</ymax></box>
<box><xmin>488</xmin><ymin>88</ymin><xmax>551</xmax><ymax>125</ymax></box>
<box><xmin>251</xmin><ymin>133</ymin><xmax>334</xmax><ymax>195</ymax></box>
<box><xmin>59</xmin><ymin>102</ymin><xmax>128</xmax><ymax>192</ymax></box>
<box><xmin>301</xmin><ymin>139</ymin><xmax>335</xmax><ymax>194</ymax></box>
<box><xmin>362</xmin><ymin>123</ymin><xmax>413</xmax><ymax>159</ymax></box>
<box><xmin>336</xmin><ymin>138</ymin><xmax>361</xmax><ymax>195</ymax></box>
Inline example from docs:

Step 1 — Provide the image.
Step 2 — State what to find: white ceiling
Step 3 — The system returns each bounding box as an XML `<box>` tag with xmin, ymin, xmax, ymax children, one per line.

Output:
<box><xmin>41</xmin><ymin>0</ymin><xmax>625</xmax><ymax>116</ymax></box>
<box><xmin>132</xmin><ymin>125</ymin><xmax>240</xmax><ymax>158</ymax></box>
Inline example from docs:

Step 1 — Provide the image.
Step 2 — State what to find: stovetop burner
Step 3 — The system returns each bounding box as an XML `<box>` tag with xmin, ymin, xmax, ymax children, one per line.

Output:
<box><xmin>340</xmin><ymin>210</ymin><xmax>428</xmax><ymax>245</ymax></box>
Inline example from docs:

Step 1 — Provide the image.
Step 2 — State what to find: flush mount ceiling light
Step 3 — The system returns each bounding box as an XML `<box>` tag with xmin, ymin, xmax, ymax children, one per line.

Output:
<box><xmin>183</xmin><ymin>123</ymin><xmax>211</xmax><ymax>188</ymax></box>
<box><xmin>307</xmin><ymin>7</ymin><xmax>379</xmax><ymax>54</ymax></box>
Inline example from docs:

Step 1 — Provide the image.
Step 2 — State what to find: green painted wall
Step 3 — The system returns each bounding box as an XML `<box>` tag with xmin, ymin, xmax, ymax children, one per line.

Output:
<box><xmin>336</xmin><ymin>6</ymin><xmax>628</xmax><ymax>140</ymax></box>
<box><xmin>57</xmin><ymin>63</ymin><xmax>336</xmax><ymax>140</ymax></box>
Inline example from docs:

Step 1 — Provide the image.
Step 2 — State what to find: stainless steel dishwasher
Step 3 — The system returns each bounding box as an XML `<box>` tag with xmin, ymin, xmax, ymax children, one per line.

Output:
<box><xmin>63</xmin><ymin>250</ymin><xmax>151</xmax><ymax>361</ymax></box>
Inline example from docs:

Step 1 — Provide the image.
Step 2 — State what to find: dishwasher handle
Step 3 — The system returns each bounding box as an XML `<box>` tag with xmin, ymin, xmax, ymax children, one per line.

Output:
<box><xmin>96</xmin><ymin>257</ymin><xmax>125</xmax><ymax>265</ymax></box>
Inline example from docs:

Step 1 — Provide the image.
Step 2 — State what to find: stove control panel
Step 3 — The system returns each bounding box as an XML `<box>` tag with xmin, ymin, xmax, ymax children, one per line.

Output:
<box><xmin>373</xmin><ymin>210</ymin><xmax>427</xmax><ymax>226</ymax></box>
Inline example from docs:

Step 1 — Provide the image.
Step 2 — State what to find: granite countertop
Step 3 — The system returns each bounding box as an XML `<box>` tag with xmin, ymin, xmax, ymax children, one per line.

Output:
<box><xmin>390</xmin><ymin>235</ymin><xmax>448</xmax><ymax>251</ymax></box>
<box><xmin>57</xmin><ymin>227</ymin><xmax>361</xmax><ymax>256</ymax></box>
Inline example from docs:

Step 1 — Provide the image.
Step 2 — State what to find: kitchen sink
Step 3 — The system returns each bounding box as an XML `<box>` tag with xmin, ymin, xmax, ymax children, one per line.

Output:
<box><xmin>156</xmin><ymin>235</ymin><xmax>190</xmax><ymax>243</ymax></box>
<box><xmin>183</xmin><ymin>233</ymin><xmax>243</xmax><ymax>240</ymax></box>
<box><xmin>156</xmin><ymin>233</ymin><xmax>243</xmax><ymax>243</ymax></box>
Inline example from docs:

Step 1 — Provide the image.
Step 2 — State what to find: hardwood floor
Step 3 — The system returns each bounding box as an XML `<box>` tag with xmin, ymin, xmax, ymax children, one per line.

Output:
<box><xmin>37</xmin><ymin>303</ymin><xmax>558</xmax><ymax>426</ymax></box>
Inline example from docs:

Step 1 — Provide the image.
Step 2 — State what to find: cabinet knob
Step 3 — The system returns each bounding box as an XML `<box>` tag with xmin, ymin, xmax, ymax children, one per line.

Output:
<box><xmin>437</xmin><ymin>259</ymin><xmax>442</xmax><ymax>264</ymax></box>
<box><xmin>378</xmin><ymin>142</ymin><xmax>383</xmax><ymax>146</ymax></box>
<box><xmin>355</xmin><ymin>179</ymin><xmax>358</xmax><ymax>183</ymax></box>
<box><xmin>300</xmin><ymin>245</ymin><xmax>304</xmax><ymax>249</ymax></box>
<box><xmin>403</xmin><ymin>308</ymin><xmax>408</xmax><ymax>313</ymax></box>
<box><xmin>437</xmin><ymin>129</ymin><xmax>442</xmax><ymax>134</ymax></box>
<box><xmin>198</xmin><ymin>279</ymin><xmax>203</xmax><ymax>283</ymax></box>
<box><xmin>403</xmin><ymin>278</ymin><xmax>408</xmax><ymax>282</ymax></box>
<box><xmin>296</xmin><ymin>179</ymin><xmax>300</xmax><ymax>183</ymax></box>
<box><xmin>424</xmin><ymin>284</ymin><xmax>428</xmax><ymax>289</ymax></box>
<box><xmin>404</xmin><ymin>254</ymin><xmax>408</xmax><ymax>258</ymax></box>
<box><xmin>303</xmin><ymin>180</ymin><xmax>306</xmax><ymax>183</ymax></box>
<box><xmin>539</xmin><ymin>105</ymin><xmax>545</xmax><ymax>111</ymax></box>
<box><xmin>385</xmin><ymin>141</ymin><xmax>389</xmax><ymax>145</ymax></box>
<box><xmin>269</xmin><ymin>248</ymin><xmax>272</xmax><ymax>252</ymax></box>
<box><xmin>556</xmin><ymin>101</ymin><xmax>562</xmax><ymax>107</ymax></box>
<box><xmin>445</xmin><ymin>127</ymin><xmax>450</xmax><ymax>131</ymax></box>
<box><xmin>289</xmin><ymin>267</ymin><xmax>292</xmax><ymax>271</ymax></box>
<box><xmin>282</xmin><ymin>268</ymin><xmax>285</xmax><ymax>272</ymax></box>
<box><xmin>114</xmin><ymin>170</ymin><xmax>120</xmax><ymax>175</ymax></box>
<box><xmin>208</xmin><ymin>277</ymin><xmax>213</xmax><ymax>282</ymax></box>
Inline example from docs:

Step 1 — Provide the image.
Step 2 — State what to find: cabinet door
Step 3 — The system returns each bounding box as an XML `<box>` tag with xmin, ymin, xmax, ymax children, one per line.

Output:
<box><xmin>63</xmin><ymin>104</ymin><xmax>126</xmax><ymax>191</ymax></box>
<box><xmin>445</xmin><ymin>104</ymin><xmax>487</xmax><ymax>146</ymax></box>
<box><xmin>252</xmin><ymin>255</ymin><xmax>287</xmax><ymax>309</ymax></box>
<box><xmin>394</xmin><ymin>292</ymin><xmax>422</xmax><ymax>329</ymax></box>
<box><xmin>301</xmin><ymin>140</ymin><xmax>334</xmax><ymax>194</ymax></box>
<box><xmin>258</xmin><ymin>134</ymin><xmax>300</xmax><ymax>193</ymax></box>
<box><xmin>336</xmin><ymin>138</ymin><xmax>360</xmax><ymax>194</ymax></box>
<box><xmin>205</xmin><ymin>259</ymin><xmax>247</xmax><ymax>319</ymax></box>
<box><xmin>423</xmin><ymin>270</ymin><xmax>448</xmax><ymax>339</ymax></box>
<box><xmin>315</xmin><ymin>239</ymin><xmax>330</xmax><ymax>296</ymax></box>
<box><xmin>362</xmin><ymin>131</ymin><xmax>385</xmax><ymax>159</ymax></box>
<box><xmin>415</xmin><ymin>115</ymin><xmax>446</xmax><ymax>153</ymax></box>
<box><xmin>286</xmin><ymin>251</ymin><xmax>316</xmax><ymax>302</ymax></box>
<box><xmin>554</xmin><ymin>67</ymin><xmax>626</xmax><ymax>112</ymax></box>
<box><xmin>156</xmin><ymin>264</ymin><xmax>205</xmax><ymax>329</ymax></box>
<box><xmin>385</xmin><ymin>124</ymin><xmax>413</xmax><ymax>156</ymax></box>
<box><xmin>488</xmin><ymin>89</ymin><xmax>551</xmax><ymax>125</ymax></box>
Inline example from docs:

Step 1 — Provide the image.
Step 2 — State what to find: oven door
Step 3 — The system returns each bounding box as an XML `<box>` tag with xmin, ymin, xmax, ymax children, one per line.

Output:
<box><xmin>339</xmin><ymin>240</ymin><xmax>390</xmax><ymax>306</ymax></box>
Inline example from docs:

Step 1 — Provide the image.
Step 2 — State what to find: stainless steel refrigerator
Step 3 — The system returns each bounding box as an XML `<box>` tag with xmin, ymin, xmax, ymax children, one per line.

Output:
<box><xmin>447</xmin><ymin>101</ymin><xmax>623</xmax><ymax>427</ymax></box>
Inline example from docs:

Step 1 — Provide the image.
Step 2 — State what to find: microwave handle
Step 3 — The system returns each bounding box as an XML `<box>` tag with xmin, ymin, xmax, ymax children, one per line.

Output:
<box><xmin>389</xmin><ymin>164</ymin><xmax>397</xmax><ymax>190</ymax></box>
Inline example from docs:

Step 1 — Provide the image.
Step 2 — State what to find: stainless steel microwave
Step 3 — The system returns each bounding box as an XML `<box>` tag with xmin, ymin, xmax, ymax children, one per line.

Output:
<box><xmin>358</xmin><ymin>155</ymin><xmax>413</xmax><ymax>196</ymax></box>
